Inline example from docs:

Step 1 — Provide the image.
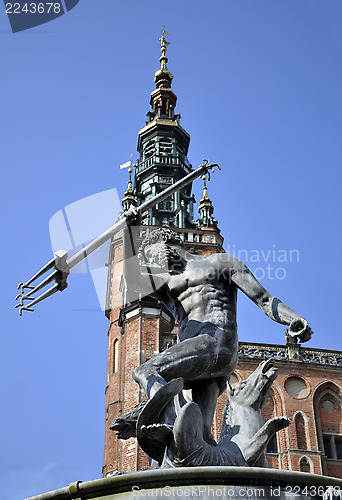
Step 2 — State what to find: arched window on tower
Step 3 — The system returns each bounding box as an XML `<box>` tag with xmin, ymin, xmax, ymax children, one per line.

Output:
<box><xmin>299</xmin><ymin>456</ymin><xmax>311</xmax><ymax>473</ymax></box>
<box><xmin>314</xmin><ymin>383</ymin><xmax>342</xmax><ymax>461</ymax></box>
<box><xmin>267</xmin><ymin>435</ymin><xmax>278</xmax><ymax>454</ymax></box>
<box><xmin>119</xmin><ymin>275</ymin><xmax>127</xmax><ymax>307</ymax></box>
<box><xmin>261</xmin><ymin>393</ymin><xmax>278</xmax><ymax>453</ymax></box>
<box><xmin>295</xmin><ymin>413</ymin><xmax>307</xmax><ymax>450</ymax></box>
<box><xmin>113</xmin><ymin>339</ymin><xmax>119</xmax><ymax>373</ymax></box>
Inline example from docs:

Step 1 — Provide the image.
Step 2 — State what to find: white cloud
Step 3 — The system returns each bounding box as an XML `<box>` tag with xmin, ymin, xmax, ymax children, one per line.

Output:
<box><xmin>0</xmin><ymin>463</ymin><xmax>63</xmax><ymax>500</ymax></box>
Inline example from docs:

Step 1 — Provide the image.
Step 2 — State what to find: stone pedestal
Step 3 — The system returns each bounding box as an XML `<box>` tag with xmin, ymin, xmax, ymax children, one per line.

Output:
<box><xmin>26</xmin><ymin>467</ymin><xmax>342</xmax><ymax>500</ymax></box>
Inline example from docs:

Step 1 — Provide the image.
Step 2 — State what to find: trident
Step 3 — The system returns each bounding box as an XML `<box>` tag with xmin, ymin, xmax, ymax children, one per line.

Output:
<box><xmin>15</xmin><ymin>160</ymin><xmax>221</xmax><ymax>315</ymax></box>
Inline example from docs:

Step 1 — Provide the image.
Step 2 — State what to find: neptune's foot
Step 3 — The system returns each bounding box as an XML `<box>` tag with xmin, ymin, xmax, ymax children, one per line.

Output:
<box><xmin>140</xmin><ymin>423</ymin><xmax>173</xmax><ymax>443</ymax></box>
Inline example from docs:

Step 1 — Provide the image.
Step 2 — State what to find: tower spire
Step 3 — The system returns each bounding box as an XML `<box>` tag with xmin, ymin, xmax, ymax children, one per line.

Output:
<box><xmin>134</xmin><ymin>33</ymin><xmax>193</xmax><ymax>228</ymax></box>
<box><xmin>159</xmin><ymin>26</ymin><xmax>171</xmax><ymax>72</ymax></box>
<box><xmin>198</xmin><ymin>176</ymin><xmax>218</xmax><ymax>228</ymax></box>
<box><xmin>154</xmin><ymin>26</ymin><xmax>173</xmax><ymax>88</ymax></box>
<box><xmin>121</xmin><ymin>167</ymin><xmax>137</xmax><ymax>212</ymax></box>
<box><xmin>145</xmin><ymin>28</ymin><xmax>179</xmax><ymax>123</ymax></box>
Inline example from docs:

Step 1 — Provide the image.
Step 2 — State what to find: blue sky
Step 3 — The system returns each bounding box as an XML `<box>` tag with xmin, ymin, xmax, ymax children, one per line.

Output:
<box><xmin>2</xmin><ymin>1</ymin><xmax>342</xmax><ymax>498</ymax></box>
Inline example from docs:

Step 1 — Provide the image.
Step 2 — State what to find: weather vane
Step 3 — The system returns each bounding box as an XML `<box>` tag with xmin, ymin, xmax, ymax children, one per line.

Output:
<box><xmin>159</xmin><ymin>26</ymin><xmax>171</xmax><ymax>52</ymax></box>
<box><xmin>161</xmin><ymin>25</ymin><xmax>170</xmax><ymax>36</ymax></box>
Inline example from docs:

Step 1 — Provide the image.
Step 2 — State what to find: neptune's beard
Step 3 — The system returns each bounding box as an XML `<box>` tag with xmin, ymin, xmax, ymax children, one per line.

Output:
<box><xmin>151</xmin><ymin>245</ymin><xmax>181</xmax><ymax>272</ymax></box>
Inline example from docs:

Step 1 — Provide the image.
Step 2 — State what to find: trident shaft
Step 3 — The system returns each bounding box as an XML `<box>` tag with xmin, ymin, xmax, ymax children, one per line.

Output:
<box><xmin>15</xmin><ymin>160</ymin><xmax>221</xmax><ymax>315</ymax></box>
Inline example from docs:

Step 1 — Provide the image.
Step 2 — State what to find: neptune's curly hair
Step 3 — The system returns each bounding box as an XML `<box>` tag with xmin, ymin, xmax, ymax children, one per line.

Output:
<box><xmin>138</xmin><ymin>228</ymin><xmax>185</xmax><ymax>268</ymax></box>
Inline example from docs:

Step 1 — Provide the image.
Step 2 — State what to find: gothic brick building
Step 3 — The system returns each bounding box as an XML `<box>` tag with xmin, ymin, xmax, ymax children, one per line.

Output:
<box><xmin>102</xmin><ymin>37</ymin><xmax>342</xmax><ymax>480</ymax></box>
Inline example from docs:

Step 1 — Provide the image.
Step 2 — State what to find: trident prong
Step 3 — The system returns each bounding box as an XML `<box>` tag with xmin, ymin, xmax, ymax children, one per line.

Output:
<box><xmin>16</xmin><ymin>256</ymin><xmax>56</xmax><ymax>295</ymax></box>
<box><xmin>199</xmin><ymin>159</ymin><xmax>221</xmax><ymax>181</ymax></box>
<box><xmin>15</xmin><ymin>251</ymin><xmax>69</xmax><ymax>315</ymax></box>
<box><xmin>18</xmin><ymin>283</ymin><xmax>62</xmax><ymax>315</ymax></box>
<box><xmin>15</xmin><ymin>293</ymin><xmax>35</xmax><ymax>304</ymax></box>
<box><xmin>15</xmin><ymin>299</ymin><xmax>35</xmax><ymax>309</ymax></box>
<box><xmin>19</xmin><ymin>305</ymin><xmax>35</xmax><ymax>316</ymax></box>
<box><xmin>17</xmin><ymin>283</ymin><xmax>35</xmax><ymax>292</ymax></box>
<box><xmin>15</xmin><ymin>270</ymin><xmax>59</xmax><ymax>303</ymax></box>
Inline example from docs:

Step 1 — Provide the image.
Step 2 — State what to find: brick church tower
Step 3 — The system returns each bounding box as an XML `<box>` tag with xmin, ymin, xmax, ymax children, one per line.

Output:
<box><xmin>103</xmin><ymin>37</ymin><xmax>342</xmax><ymax>480</ymax></box>
<box><xmin>102</xmin><ymin>36</ymin><xmax>224</xmax><ymax>476</ymax></box>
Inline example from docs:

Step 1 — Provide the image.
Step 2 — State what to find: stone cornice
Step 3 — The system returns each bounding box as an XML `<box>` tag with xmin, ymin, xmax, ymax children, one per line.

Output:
<box><xmin>238</xmin><ymin>341</ymin><xmax>342</xmax><ymax>369</ymax></box>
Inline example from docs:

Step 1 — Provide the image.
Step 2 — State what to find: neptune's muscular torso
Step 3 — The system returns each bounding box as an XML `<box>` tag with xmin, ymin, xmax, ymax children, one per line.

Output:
<box><xmin>152</xmin><ymin>254</ymin><xmax>240</xmax><ymax>379</ymax></box>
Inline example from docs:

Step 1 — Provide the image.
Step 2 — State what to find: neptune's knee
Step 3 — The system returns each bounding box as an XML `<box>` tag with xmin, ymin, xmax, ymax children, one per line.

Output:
<box><xmin>132</xmin><ymin>365</ymin><xmax>142</xmax><ymax>383</ymax></box>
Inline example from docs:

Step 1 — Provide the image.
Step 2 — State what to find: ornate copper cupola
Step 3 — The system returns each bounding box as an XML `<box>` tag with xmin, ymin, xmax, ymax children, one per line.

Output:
<box><xmin>133</xmin><ymin>30</ymin><xmax>194</xmax><ymax>228</ymax></box>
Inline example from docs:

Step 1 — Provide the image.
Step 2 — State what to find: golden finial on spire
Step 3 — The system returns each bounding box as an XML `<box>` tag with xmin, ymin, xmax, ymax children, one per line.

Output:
<box><xmin>154</xmin><ymin>27</ymin><xmax>173</xmax><ymax>88</ymax></box>
<box><xmin>126</xmin><ymin>167</ymin><xmax>134</xmax><ymax>193</ymax></box>
<box><xmin>200</xmin><ymin>176</ymin><xmax>210</xmax><ymax>202</ymax></box>
<box><xmin>159</xmin><ymin>26</ymin><xmax>171</xmax><ymax>71</ymax></box>
<box><xmin>122</xmin><ymin>166</ymin><xmax>137</xmax><ymax>208</ymax></box>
